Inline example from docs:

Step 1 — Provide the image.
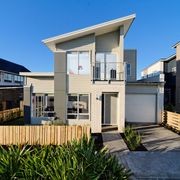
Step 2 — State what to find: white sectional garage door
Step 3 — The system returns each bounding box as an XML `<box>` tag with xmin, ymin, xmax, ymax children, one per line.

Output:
<box><xmin>125</xmin><ymin>94</ymin><xmax>156</xmax><ymax>123</ymax></box>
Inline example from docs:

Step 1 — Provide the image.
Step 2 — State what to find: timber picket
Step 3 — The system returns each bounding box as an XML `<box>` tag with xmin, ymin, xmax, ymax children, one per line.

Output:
<box><xmin>0</xmin><ymin>125</ymin><xmax>90</xmax><ymax>145</ymax></box>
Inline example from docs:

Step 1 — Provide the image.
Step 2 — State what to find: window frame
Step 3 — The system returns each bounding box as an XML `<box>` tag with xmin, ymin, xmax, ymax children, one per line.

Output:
<box><xmin>67</xmin><ymin>93</ymin><xmax>90</xmax><ymax>121</ymax></box>
<box><xmin>31</xmin><ymin>93</ymin><xmax>54</xmax><ymax>118</ymax></box>
<box><xmin>4</xmin><ymin>73</ymin><xmax>13</xmax><ymax>82</ymax></box>
<box><xmin>67</xmin><ymin>51</ymin><xmax>90</xmax><ymax>75</ymax></box>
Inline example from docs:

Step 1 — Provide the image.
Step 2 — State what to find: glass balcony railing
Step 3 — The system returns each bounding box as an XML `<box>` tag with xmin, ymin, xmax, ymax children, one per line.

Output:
<box><xmin>92</xmin><ymin>62</ymin><xmax>125</xmax><ymax>81</ymax></box>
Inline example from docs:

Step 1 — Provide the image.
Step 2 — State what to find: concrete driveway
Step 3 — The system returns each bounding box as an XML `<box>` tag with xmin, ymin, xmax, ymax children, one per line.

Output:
<box><xmin>134</xmin><ymin>125</ymin><xmax>180</xmax><ymax>151</ymax></box>
<box><xmin>117</xmin><ymin>125</ymin><xmax>180</xmax><ymax>179</ymax></box>
<box><xmin>119</xmin><ymin>151</ymin><xmax>180</xmax><ymax>179</ymax></box>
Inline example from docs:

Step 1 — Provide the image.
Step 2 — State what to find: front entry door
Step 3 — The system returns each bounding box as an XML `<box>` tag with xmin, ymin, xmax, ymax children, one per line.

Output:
<box><xmin>102</xmin><ymin>93</ymin><xmax>117</xmax><ymax>125</ymax></box>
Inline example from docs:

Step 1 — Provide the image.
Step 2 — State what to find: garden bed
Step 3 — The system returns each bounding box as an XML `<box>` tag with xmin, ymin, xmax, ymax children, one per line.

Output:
<box><xmin>120</xmin><ymin>133</ymin><xmax>147</xmax><ymax>151</ymax></box>
<box><xmin>120</xmin><ymin>126</ymin><xmax>147</xmax><ymax>151</ymax></box>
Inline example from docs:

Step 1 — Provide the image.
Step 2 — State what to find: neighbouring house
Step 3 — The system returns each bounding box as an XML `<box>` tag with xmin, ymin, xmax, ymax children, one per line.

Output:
<box><xmin>141</xmin><ymin>55</ymin><xmax>176</xmax><ymax>108</ymax></box>
<box><xmin>19</xmin><ymin>72</ymin><xmax>54</xmax><ymax>124</ymax></box>
<box><xmin>22</xmin><ymin>14</ymin><xmax>164</xmax><ymax>133</ymax></box>
<box><xmin>141</xmin><ymin>42</ymin><xmax>180</xmax><ymax>113</ymax></box>
<box><xmin>0</xmin><ymin>58</ymin><xmax>30</xmax><ymax>110</ymax></box>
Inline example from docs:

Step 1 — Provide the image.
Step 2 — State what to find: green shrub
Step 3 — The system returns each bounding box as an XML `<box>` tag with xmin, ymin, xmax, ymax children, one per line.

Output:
<box><xmin>124</xmin><ymin>126</ymin><xmax>141</xmax><ymax>151</ymax></box>
<box><xmin>0</xmin><ymin>145</ymin><xmax>30</xmax><ymax>179</ymax></box>
<box><xmin>0</xmin><ymin>137</ymin><xmax>131</xmax><ymax>179</ymax></box>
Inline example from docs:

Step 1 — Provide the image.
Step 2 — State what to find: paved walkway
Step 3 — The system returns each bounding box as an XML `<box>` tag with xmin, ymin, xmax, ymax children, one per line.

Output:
<box><xmin>102</xmin><ymin>130</ymin><xmax>129</xmax><ymax>154</ymax></box>
<box><xmin>102</xmin><ymin>126</ymin><xmax>180</xmax><ymax>179</ymax></box>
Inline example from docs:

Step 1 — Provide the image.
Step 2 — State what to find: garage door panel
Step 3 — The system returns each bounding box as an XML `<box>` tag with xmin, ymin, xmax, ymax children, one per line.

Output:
<box><xmin>126</xmin><ymin>94</ymin><xmax>156</xmax><ymax>123</ymax></box>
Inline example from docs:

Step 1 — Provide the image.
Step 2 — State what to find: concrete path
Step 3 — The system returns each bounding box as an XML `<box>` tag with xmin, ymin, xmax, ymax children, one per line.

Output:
<box><xmin>102</xmin><ymin>130</ymin><xmax>129</xmax><ymax>154</ymax></box>
<box><xmin>134</xmin><ymin>125</ymin><xmax>180</xmax><ymax>151</ymax></box>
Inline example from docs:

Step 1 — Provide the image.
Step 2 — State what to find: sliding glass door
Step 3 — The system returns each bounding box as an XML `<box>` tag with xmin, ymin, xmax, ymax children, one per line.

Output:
<box><xmin>95</xmin><ymin>53</ymin><xmax>117</xmax><ymax>80</ymax></box>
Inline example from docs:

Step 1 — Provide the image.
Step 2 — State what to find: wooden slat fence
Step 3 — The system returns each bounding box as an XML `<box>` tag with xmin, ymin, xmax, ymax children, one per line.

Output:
<box><xmin>0</xmin><ymin>108</ymin><xmax>23</xmax><ymax>123</ymax></box>
<box><xmin>0</xmin><ymin>125</ymin><xmax>90</xmax><ymax>145</ymax></box>
<box><xmin>162</xmin><ymin>111</ymin><xmax>180</xmax><ymax>131</ymax></box>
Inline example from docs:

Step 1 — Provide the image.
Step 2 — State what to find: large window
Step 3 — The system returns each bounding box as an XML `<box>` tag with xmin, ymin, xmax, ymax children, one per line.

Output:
<box><xmin>67</xmin><ymin>52</ymin><xmax>90</xmax><ymax>75</ymax></box>
<box><xmin>32</xmin><ymin>94</ymin><xmax>54</xmax><ymax>118</ymax></box>
<box><xmin>14</xmin><ymin>75</ymin><xmax>24</xmax><ymax>83</ymax></box>
<box><xmin>4</xmin><ymin>73</ymin><xmax>13</xmax><ymax>82</ymax></box>
<box><xmin>67</xmin><ymin>94</ymin><xmax>89</xmax><ymax>120</ymax></box>
<box><xmin>14</xmin><ymin>75</ymin><xmax>21</xmax><ymax>82</ymax></box>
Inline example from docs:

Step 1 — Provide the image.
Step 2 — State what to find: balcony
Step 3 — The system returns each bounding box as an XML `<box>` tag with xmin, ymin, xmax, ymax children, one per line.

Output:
<box><xmin>92</xmin><ymin>62</ymin><xmax>125</xmax><ymax>81</ymax></box>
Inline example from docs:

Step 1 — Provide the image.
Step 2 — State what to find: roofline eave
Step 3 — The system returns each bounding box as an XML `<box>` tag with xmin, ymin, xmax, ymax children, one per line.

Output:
<box><xmin>42</xmin><ymin>14</ymin><xmax>136</xmax><ymax>51</ymax></box>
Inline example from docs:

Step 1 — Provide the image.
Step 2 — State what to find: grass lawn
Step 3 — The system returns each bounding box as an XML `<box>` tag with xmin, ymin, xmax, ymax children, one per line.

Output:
<box><xmin>0</xmin><ymin>117</ymin><xmax>24</xmax><ymax>125</ymax></box>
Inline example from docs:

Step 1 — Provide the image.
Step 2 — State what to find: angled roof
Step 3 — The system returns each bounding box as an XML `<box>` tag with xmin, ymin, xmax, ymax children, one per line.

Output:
<box><xmin>0</xmin><ymin>58</ymin><xmax>30</xmax><ymax>74</ymax></box>
<box><xmin>162</xmin><ymin>54</ymin><xmax>176</xmax><ymax>62</ymax></box>
<box><xmin>42</xmin><ymin>14</ymin><xmax>136</xmax><ymax>51</ymax></box>
<box><xmin>172</xmin><ymin>41</ymin><xmax>180</xmax><ymax>48</ymax></box>
<box><xmin>142</xmin><ymin>58</ymin><xmax>165</xmax><ymax>72</ymax></box>
<box><xmin>142</xmin><ymin>54</ymin><xmax>176</xmax><ymax>72</ymax></box>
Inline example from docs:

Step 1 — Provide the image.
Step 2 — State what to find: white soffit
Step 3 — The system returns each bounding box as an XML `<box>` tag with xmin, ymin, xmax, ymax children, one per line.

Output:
<box><xmin>20</xmin><ymin>72</ymin><xmax>54</xmax><ymax>77</ymax></box>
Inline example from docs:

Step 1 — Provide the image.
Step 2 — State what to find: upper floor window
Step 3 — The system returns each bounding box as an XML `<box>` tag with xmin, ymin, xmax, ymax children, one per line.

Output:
<box><xmin>67</xmin><ymin>52</ymin><xmax>90</xmax><ymax>75</ymax></box>
<box><xmin>14</xmin><ymin>75</ymin><xmax>24</xmax><ymax>84</ymax></box>
<box><xmin>14</xmin><ymin>75</ymin><xmax>21</xmax><ymax>82</ymax></box>
<box><xmin>4</xmin><ymin>73</ymin><xmax>13</xmax><ymax>82</ymax></box>
<box><xmin>126</xmin><ymin>63</ymin><xmax>131</xmax><ymax>76</ymax></box>
<box><xmin>95</xmin><ymin>53</ymin><xmax>117</xmax><ymax>80</ymax></box>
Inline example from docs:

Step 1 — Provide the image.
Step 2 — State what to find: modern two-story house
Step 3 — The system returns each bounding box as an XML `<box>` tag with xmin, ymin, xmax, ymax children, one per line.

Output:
<box><xmin>21</xmin><ymin>14</ymin><xmax>164</xmax><ymax>133</ymax></box>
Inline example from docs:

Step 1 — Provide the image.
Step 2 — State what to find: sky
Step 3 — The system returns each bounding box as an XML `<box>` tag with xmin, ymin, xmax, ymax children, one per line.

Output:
<box><xmin>0</xmin><ymin>0</ymin><xmax>180</xmax><ymax>78</ymax></box>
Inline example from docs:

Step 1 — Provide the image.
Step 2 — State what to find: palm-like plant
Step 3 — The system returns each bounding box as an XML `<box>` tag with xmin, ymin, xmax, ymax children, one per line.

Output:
<box><xmin>0</xmin><ymin>137</ymin><xmax>131</xmax><ymax>179</ymax></box>
<box><xmin>124</xmin><ymin>126</ymin><xmax>141</xmax><ymax>150</ymax></box>
<box><xmin>0</xmin><ymin>145</ymin><xmax>30</xmax><ymax>179</ymax></box>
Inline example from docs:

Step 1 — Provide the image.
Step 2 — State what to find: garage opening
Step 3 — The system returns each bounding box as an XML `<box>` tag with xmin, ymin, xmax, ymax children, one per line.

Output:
<box><xmin>126</xmin><ymin>94</ymin><xmax>156</xmax><ymax>123</ymax></box>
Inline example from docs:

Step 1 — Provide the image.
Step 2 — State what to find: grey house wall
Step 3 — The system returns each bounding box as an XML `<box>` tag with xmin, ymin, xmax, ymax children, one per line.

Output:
<box><xmin>96</xmin><ymin>31</ymin><xmax>119</xmax><ymax>53</ymax></box>
<box><xmin>23</xmin><ymin>86</ymin><xmax>32</xmax><ymax>124</ymax></box>
<box><xmin>54</xmin><ymin>52</ymin><xmax>67</xmax><ymax>122</ymax></box>
<box><xmin>165</xmin><ymin>59</ymin><xmax>176</xmax><ymax>73</ymax></box>
<box><xmin>53</xmin><ymin>28</ymin><xmax>126</xmax><ymax>133</ymax></box>
<box><xmin>124</xmin><ymin>49</ymin><xmax>137</xmax><ymax>81</ymax></box>
<box><xmin>56</xmin><ymin>34</ymin><xmax>95</xmax><ymax>52</ymax></box>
